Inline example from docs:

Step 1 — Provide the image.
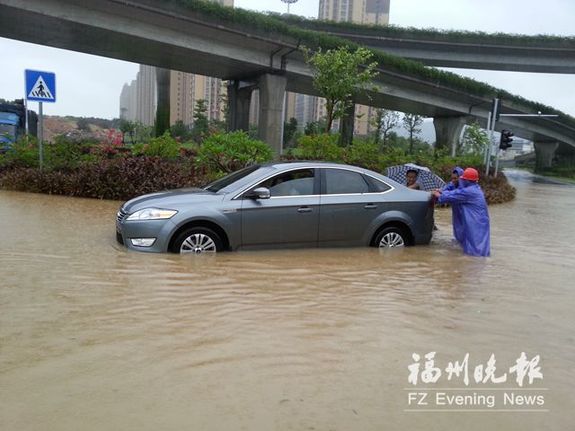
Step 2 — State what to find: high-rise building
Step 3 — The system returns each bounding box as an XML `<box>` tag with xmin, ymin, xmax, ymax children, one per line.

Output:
<box><xmin>318</xmin><ymin>0</ymin><xmax>390</xmax><ymax>25</ymax></box>
<box><xmin>119</xmin><ymin>80</ymin><xmax>138</xmax><ymax>122</ymax></box>
<box><xmin>169</xmin><ymin>0</ymin><xmax>233</xmax><ymax>126</ymax></box>
<box><xmin>170</xmin><ymin>72</ymin><xmax>228</xmax><ymax>126</ymax></box>
<box><xmin>136</xmin><ymin>65</ymin><xmax>157</xmax><ymax>126</ymax></box>
<box><xmin>119</xmin><ymin>0</ymin><xmax>233</xmax><ymax>127</ymax></box>
<box><xmin>119</xmin><ymin>65</ymin><xmax>156</xmax><ymax>126</ymax></box>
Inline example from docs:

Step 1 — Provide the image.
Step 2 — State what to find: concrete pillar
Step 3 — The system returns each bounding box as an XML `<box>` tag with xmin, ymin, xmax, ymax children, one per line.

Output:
<box><xmin>433</xmin><ymin>116</ymin><xmax>467</xmax><ymax>155</ymax></box>
<box><xmin>339</xmin><ymin>102</ymin><xmax>355</xmax><ymax>146</ymax></box>
<box><xmin>535</xmin><ymin>141</ymin><xmax>559</xmax><ymax>171</ymax></box>
<box><xmin>227</xmin><ymin>80</ymin><xmax>253</xmax><ymax>132</ymax></box>
<box><xmin>155</xmin><ymin>67</ymin><xmax>171</xmax><ymax>136</ymax></box>
<box><xmin>257</xmin><ymin>74</ymin><xmax>287</xmax><ymax>155</ymax></box>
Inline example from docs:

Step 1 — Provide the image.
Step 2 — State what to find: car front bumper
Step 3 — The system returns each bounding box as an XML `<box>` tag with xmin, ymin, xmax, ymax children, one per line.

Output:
<box><xmin>116</xmin><ymin>218</ymin><xmax>176</xmax><ymax>253</ymax></box>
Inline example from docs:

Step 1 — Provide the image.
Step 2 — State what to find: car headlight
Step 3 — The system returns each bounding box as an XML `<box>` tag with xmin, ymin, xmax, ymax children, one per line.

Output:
<box><xmin>126</xmin><ymin>208</ymin><xmax>178</xmax><ymax>221</ymax></box>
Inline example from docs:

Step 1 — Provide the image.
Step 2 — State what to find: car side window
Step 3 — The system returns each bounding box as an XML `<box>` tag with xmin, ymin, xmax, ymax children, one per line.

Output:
<box><xmin>324</xmin><ymin>169</ymin><xmax>370</xmax><ymax>195</ymax></box>
<box><xmin>364</xmin><ymin>175</ymin><xmax>392</xmax><ymax>193</ymax></box>
<box><xmin>257</xmin><ymin>169</ymin><xmax>315</xmax><ymax>197</ymax></box>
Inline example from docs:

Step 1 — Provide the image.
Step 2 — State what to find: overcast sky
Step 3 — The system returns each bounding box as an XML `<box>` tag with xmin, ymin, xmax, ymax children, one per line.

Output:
<box><xmin>1</xmin><ymin>0</ymin><xmax>574</xmax><ymax>118</ymax></box>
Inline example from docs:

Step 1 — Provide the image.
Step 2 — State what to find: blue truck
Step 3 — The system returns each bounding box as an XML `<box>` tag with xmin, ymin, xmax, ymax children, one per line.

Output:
<box><xmin>0</xmin><ymin>100</ymin><xmax>37</xmax><ymax>152</ymax></box>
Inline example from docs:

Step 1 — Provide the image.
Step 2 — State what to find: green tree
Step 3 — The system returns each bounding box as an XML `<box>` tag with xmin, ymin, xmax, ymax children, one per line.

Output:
<box><xmin>119</xmin><ymin>119</ymin><xmax>136</xmax><ymax>144</ymax></box>
<box><xmin>304</xmin><ymin>46</ymin><xmax>378</xmax><ymax>133</ymax></box>
<box><xmin>169</xmin><ymin>120</ymin><xmax>191</xmax><ymax>141</ymax></box>
<box><xmin>304</xmin><ymin>120</ymin><xmax>326</xmax><ymax>136</ymax></box>
<box><xmin>134</xmin><ymin>122</ymin><xmax>153</xmax><ymax>144</ymax></box>
<box><xmin>459</xmin><ymin>121</ymin><xmax>489</xmax><ymax>156</ymax></box>
<box><xmin>291</xmin><ymin>133</ymin><xmax>343</xmax><ymax>161</ymax></box>
<box><xmin>371</xmin><ymin>109</ymin><xmax>399</xmax><ymax>148</ymax></box>
<box><xmin>283</xmin><ymin>117</ymin><xmax>298</xmax><ymax>148</ymax></box>
<box><xmin>192</xmin><ymin>99</ymin><xmax>209</xmax><ymax>142</ymax></box>
<box><xmin>402</xmin><ymin>113</ymin><xmax>424</xmax><ymax>154</ymax></box>
<box><xmin>196</xmin><ymin>131</ymin><xmax>273</xmax><ymax>173</ymax></box>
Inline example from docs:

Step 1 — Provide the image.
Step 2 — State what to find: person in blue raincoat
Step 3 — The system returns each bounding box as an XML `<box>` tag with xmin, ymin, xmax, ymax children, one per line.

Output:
<box><xmin>432</xmin><ymin>168</ymin><xmax>490</xmax><ymax>257</ymax></box>
<box><xmin>442</xmin><ymin>167</ymin><xmax>464</xmax><ymax>245</ymax></box>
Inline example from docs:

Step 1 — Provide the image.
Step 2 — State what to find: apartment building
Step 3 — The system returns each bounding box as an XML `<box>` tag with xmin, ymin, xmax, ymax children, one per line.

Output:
<box><xmin>119</xmin><ymin>0</ymin><xmax>233</xmax><ymax>127</ymax></box>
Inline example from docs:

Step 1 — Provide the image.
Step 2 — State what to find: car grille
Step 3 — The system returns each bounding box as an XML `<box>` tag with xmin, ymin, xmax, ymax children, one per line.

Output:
<box><xmin>117</xmin><ymin>208</ymin><xmax>128</xmax><ymax>223</ymax></box>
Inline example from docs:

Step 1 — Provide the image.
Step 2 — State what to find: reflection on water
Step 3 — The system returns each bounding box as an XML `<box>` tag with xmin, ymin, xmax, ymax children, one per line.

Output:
<box><xmin>1</xmin><ymin>171</ymin><xmax>574</xmax><ymax>430</ymax></box>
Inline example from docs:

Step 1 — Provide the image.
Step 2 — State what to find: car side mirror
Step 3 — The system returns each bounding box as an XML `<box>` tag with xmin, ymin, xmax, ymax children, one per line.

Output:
<box><xmin>245</xmin><ymin>187</ymin><xmax>271</xmax><ymax>200</ymax></box>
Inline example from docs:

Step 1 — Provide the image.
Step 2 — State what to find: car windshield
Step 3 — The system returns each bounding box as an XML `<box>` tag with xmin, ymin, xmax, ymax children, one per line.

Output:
<box><xmin>203</xmin><ymin>165</ymin><xmax>261</xmax><ymax>193</ymax></box>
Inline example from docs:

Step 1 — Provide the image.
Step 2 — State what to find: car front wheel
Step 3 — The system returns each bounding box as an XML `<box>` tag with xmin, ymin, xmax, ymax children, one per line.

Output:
<box><xmin>172</xmin><ymin>227</ymin><xmax>223</xmax><ymax>254</ymax></box>
<box><xmin>374</xmin><ymin>227</ymin><xmax>407</xmax><ymax>248</ymax></box>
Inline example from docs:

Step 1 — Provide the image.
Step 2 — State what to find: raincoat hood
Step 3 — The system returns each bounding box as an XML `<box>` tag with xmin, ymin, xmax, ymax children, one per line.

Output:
<box><xmin>453</xmin><ymin>166</ymin><xmax>464</xmax><ymax>177</ymax></box>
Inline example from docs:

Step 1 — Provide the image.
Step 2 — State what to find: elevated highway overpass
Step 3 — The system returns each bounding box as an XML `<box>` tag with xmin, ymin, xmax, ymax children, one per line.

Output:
<box><xmin>1</xmin><ymin>0</ymin><xmax>574</xmax><ymax>167</ymax></box>
<box><xmin>281</xmin><ymin>17</ymin><xmax>575</xmax><ymax>74</ymax></box>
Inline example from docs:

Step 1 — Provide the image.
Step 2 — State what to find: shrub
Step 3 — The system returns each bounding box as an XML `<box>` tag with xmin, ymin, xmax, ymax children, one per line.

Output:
<box><xmin>44</xmin><ymin>135</ymin><xmax>94</xmax><ymax>170</ymax></box>
<box><xmin>344</xmin><ymin>138</ymin><xmax>380</xmax><ymax>170</ymax></box>
<box><xmin>1</xmin><ymin>136</ymin><xmax>40</xmax><ymax>168</ymax></box>
<box><xmin>0</xmin><ymin>156</ymin><xmax>210</xmax><ymax>201</ymax></box>
<box><xmin>480</xmin><ymin>171</ymin><xmax>516</xmax><ymax>204</ymax></box>
<box><xmin>143</xmin><ymin>132</ymin><xmax>180</xmax><ymax>159</ymax></box>
<box><xmin>378</xmin><ymin>147</ymin><xmax>413</xmax><ymax>170</ymax></box>
<box><xmin>196</xmin><ymin>131</ymin><xmax>273</xmax><ymax>173</ymax></box>
<box><xmin>290</xmin><ymin>133</ymin><xmax>343</xmax><ymax>161</ymax></box>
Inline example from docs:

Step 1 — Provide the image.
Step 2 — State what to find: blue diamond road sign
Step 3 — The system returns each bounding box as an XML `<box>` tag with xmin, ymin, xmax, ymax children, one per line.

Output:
<box><xmin>25</xmin><ymin>69</ymin><xmax>56</xmax><ymax>103</ymax></box>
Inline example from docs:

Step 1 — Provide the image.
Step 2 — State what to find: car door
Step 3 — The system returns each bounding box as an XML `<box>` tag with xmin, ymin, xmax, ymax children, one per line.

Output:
<box><xmin>240</xmin><ymin>168</ymin><xmax>320</xmax><ymax>248</ymax></box>
<box><xmin>318</xmin><ymin>168</ymin><xmax>390</xmax><ymax>246</ymax></box>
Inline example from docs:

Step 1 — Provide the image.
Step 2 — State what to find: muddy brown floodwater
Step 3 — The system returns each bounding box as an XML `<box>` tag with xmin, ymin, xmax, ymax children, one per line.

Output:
<box><xmin>1</xmin><ymin>170</ymin><xmax>574</xmax><ymax>431</ymax></box>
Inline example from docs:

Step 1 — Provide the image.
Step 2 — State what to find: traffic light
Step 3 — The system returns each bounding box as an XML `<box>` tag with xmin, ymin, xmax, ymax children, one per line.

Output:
<box><xmin>499</xmin><ymin>129</ymin><xmax>514</xmax><ymax>150</ymax></box>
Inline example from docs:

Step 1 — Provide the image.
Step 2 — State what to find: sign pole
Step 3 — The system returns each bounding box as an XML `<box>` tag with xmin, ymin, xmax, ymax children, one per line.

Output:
<box><xmin>485</xmin><ymin>98</ymin><xmax>499</xmax><ymax>177</ymax></box>
<box><xmin>484</xmin><ymin>110</ymin><xmax>492</xmax><ymax>167</ymax></box>
<box><xmin>38</xmin><ymin>102</ymin><xmax>43</xmax><ymax>171</ymax></box>
<box><xmin>24</xmin><ymin>97</ymin><xmax>29</xmax><ymax>136</ymax></box>
<box><xmin>25</xmin><ymin>69</ymin><xmax>56</xmax><ymax>171</ymax></box>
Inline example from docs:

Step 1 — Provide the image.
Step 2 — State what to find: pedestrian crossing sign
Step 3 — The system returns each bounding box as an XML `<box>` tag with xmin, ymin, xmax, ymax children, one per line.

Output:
<box><xmin>25</xmin><ymin>69</ymin><xmax>56</xmax><ymax>103</ymax></box>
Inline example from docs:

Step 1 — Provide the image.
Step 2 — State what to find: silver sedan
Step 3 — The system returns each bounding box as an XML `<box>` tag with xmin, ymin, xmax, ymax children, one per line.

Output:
<box><xmin>116</xmin><ymin>162</ymin><xmax>435</xmax><ymax>253</ymax></box>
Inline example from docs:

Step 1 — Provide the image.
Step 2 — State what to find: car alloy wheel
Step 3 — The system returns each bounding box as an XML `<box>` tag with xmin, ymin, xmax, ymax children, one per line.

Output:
<box><xmin>172</xmin><ymin>227</ymin><xmax>223</xmax><ymax>254</ymax></box>
<box><xmin>181</xmin><ymin>233</ymin><xmax>217</xmax><ymax>254</ymax></box>
<box><xmin>375</xmin><ymin>227</ymin><xmax>406</xmax><ymax>248</ymax></box>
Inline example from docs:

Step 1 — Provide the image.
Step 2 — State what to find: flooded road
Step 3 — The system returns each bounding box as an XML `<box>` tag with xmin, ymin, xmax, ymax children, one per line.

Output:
<box><xmin>1</xmin><ymin>170</ymin><xmax>574</xmax><ymax>430</ymax></box>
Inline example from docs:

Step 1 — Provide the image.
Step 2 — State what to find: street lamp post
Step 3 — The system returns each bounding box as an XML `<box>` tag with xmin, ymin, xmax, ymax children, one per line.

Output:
<box><xmin>281</xmin><ymin>0</ymin><xmax>298</xmax><ymax>14</ymax></box>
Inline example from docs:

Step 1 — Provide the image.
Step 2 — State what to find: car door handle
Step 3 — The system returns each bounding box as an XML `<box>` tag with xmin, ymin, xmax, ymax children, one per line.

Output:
<box><xmin>297</xmin><ymin>206</ymin><xmax>313</xmax><ymax>213</ymax></box>
<box><xmin>364</xmin><ymin>204</ymin><xmax>378</xmax><ymax>209</ymax></box>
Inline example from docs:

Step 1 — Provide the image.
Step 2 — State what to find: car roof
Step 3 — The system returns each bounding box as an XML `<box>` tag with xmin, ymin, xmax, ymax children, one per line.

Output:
<box><xmin>262</xmin><ymin>161</ymin><xmax>367</xmax><ymax>170</ymax></box>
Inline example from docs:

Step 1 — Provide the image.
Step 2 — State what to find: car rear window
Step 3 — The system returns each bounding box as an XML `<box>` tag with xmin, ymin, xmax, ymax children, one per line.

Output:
<box><xmin>364</xmin><ymin>175</ymin><xmax>392</xmax><ymax>192</ymax></box>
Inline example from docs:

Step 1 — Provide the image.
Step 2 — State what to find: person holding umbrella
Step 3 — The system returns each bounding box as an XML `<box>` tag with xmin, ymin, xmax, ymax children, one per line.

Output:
<box><xmin>386</xmin><ymin>163</ymin><xmax>445</xmax><ymax>191</ymax></box>
<box><xmin>406</xmin><ymin>169</ymin><xmax>422</xmax><ymax>190</ymax></box>
<box><xmin>432</xmin><ymin>168</ymin><xmax>490</xmax><ymax>257</ymax></box>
